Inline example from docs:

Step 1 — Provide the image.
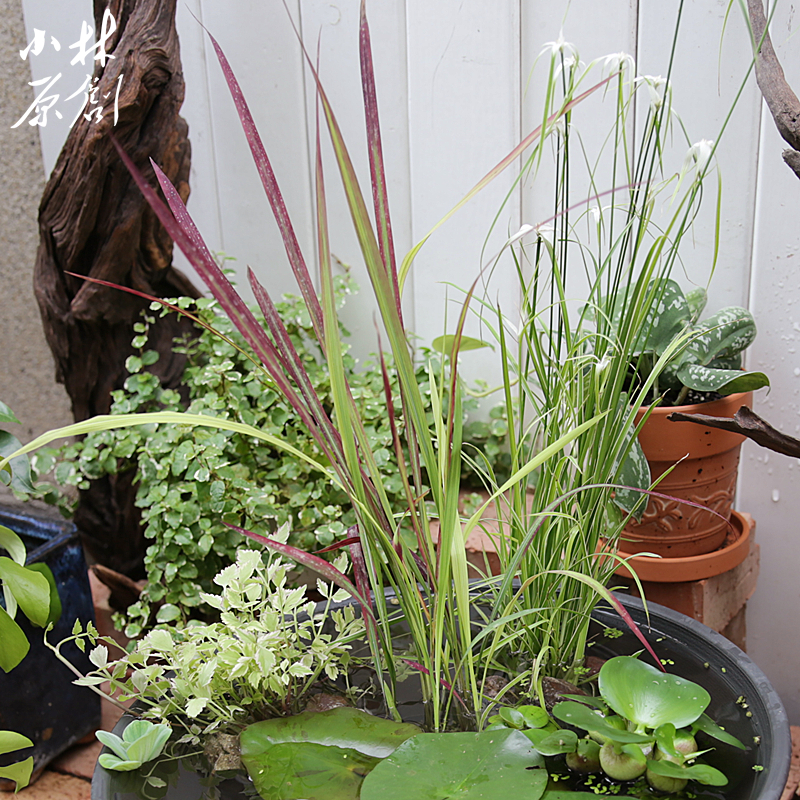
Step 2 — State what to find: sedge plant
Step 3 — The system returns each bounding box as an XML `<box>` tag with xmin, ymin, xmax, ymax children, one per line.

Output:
<box><xmin>451</xmin><ymin>8</ymin><xmax>757</xmax><ymax>705</ymax></box>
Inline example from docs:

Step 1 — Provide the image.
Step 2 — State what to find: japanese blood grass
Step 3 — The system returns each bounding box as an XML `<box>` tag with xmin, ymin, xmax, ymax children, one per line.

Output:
<box><xmin>0</xmin><ymin>6</ymin><xmax>624</xmax><ymax>732</ymax></box>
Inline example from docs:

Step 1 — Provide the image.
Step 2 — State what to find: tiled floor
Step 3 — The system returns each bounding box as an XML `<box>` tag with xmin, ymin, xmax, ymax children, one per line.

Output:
<box><xmin>783</xmin><ymin>725</ymin><xmax>800</xmax><ymax>800</ymax></box>
<box><xmin>16</xmin><ymin>699</ymin><xmax>125</xmax><ymax>799</ymax></box>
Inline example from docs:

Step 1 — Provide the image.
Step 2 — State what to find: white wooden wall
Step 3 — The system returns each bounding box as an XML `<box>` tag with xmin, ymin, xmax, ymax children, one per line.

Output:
<box><xmin>18</xmin><ymin>0</ymin><xmax>800</xmax><ymax>723</ymax></box>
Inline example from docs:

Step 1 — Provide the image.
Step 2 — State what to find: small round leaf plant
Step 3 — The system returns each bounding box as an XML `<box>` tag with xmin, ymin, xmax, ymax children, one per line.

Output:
<box><xmin>550</xmin><ymin>656</ymin><xmax>746</xmax><ymax>792</ymax></box>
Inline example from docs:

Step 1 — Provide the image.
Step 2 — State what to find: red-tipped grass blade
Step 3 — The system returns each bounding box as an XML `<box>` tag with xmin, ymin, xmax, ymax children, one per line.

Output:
<box><xmin>359</xmin><ymin>1</ymin><xmax>401</xmax><ymax>321</ymax></box>
<box><xmin>225</xmin><ymin>523</ymin><xmax>376</xmax><ymax>628</ymax></box>
<box><xmin>400</xmin><ymin>659</ymin><xmax>466</xmax><ymax>709</ymax></box>
<box><xmin>201</xmin><ymin>28</ymin><xmax>325</xmax><ymax>348</ymax></box>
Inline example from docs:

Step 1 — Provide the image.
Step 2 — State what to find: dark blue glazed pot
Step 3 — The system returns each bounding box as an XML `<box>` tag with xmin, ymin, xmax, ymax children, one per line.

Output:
<box><xmin>0</xmin><ymin>506</ymin><xmax>101</xmax><ymax>778</ymax></box>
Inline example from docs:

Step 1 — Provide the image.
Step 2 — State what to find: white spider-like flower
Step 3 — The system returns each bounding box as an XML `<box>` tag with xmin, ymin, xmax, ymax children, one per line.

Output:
<box><xmin>535</xmin><ymin>223</ymin><xmax>556</xmax><ymax>240</ymax></box>
<box><xmin>672</xmin><ymin>139</ymin><xmax>716</xmax><ymax>201</ymax></box>
<box><xmin>602</xmin><ymin>51</ymin><xmax>636</xmax><ymax>77</ymax></box>
<box><xmin>636</xmin><ymin>74</ymin><xmax>670</xmax><ymax>110</ymax></box>
<box><xmin>547</xmin><ymin>117</ymin><xmax>568</xmax><ymax>139</ymax></box>
<box><xmin>509</xmin><ymin>224</ymin><xmax>535</xmax><ymax>246</ymax></box>
<box><xmin>685</xmin><ymin>138</ymin><xmax>715</xmax><ymax>174</ymax></box>
<box><xmin>589</xmin><ymin>205</ymin><xmax>606</xmax><ymax>224</ymax></box>
<box><xmin>540</xmin><ymin>31</ymin><xmax>577</xmax><ymax>61</ymax></box>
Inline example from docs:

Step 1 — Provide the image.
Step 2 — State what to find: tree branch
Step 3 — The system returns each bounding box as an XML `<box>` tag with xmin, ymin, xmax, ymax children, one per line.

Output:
<box><xmin>747</xmin><ymin>0</ymin><xmax>800</xmax><ymax>180</ymax></box>
<box><xmin>667</xmin><ymin>405</ymin><xmax>800</xmax><ymax>459</ymax></box>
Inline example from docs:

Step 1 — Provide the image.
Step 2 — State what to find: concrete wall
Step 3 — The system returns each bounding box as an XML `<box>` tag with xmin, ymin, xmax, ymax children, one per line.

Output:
<box><xmin>0</xmin><ymin>0</ymin><xmax>71</xmax><ymax>444</ymax></box>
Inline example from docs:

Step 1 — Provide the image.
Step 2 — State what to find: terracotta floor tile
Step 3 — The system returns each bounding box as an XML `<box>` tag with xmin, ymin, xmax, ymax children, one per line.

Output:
<box><xmin>15</xmin><ymin>771</ymin><xmax>90</xmax><ymax>800</ymax></box>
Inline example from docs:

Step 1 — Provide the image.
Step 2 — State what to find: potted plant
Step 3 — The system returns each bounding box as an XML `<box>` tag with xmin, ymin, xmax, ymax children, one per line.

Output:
<box><xmin>610</xmin><ymin>279</ymin><xmax>769</xmax><ymax>559</ymax></box>
<box><xmin>0</xmin><ymin>403</ymin><xmax>100</xmax><ymax>789</ymax></box>
<box><xmin>1</xmin><ymin>6</ymin><xmax>790</xmax><ymax>800</ymax></box>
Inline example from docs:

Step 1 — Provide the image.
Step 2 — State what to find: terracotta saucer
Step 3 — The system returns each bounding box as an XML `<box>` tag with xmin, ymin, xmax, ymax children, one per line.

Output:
<box><xmin>612</xmin><ymin>510</ymin><xmax>751</xmax><ymax>583</ymax></box>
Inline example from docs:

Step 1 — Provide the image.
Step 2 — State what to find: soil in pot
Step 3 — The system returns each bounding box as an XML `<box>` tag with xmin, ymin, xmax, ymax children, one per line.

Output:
<box><xmin>91</xmin><ymin>594</ymin><xmax>790</xmax><ymax>800</ymax></box>
<box><xmin>621</xmin><ymin>391</ymin><xmax>753</xmax><ymax>558</ymax></box>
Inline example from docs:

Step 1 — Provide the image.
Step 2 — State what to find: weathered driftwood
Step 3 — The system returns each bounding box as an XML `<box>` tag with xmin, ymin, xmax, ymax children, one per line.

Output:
<box><xmin>668</xmin><ymin>405</ymin><xmax>800</xmax><ymax>459</ymax></box>
<box><xmin>748</xmin><ymin>0</ymin><xmax>800</xmax><ymax>180</ymax></box>
<box><xmin>34</xmin><ymin>0</ymin><xmax>200</xmax><ymax>575</ymax></box>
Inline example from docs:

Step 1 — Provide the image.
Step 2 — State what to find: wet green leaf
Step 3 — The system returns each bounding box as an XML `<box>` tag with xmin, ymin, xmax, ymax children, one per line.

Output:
<box><xmin>241</xmin><ymin>707</ymin><xmax>420</xmax><ymax>759</ymax></box>
<box><xmin>552</xmin><ymin>703</ymin><xmax>651</xmax><ymax>744</ymax></box>
<box><xmin>360</xmin><ymin>729</ymin><xmax>547</xmax><ymax>800</ymax></box>
<box><xmin>599</xmin><ymin>657</ymin><xmax>710</xmax><ymax>729</ymax></box>
<box><xmin>243</xmin><ymin>741</ymin><xmax>379</xmax><ymax>800</ymax></box>
<box><xmin>692</xmin><ymin>713</ymin><xmax>746</xmax><ymax>750</ymax></box>
<box><xmin>646</xmin><ymin>758</ymin><xmax>728</xmax><ymax>786</ymax></box>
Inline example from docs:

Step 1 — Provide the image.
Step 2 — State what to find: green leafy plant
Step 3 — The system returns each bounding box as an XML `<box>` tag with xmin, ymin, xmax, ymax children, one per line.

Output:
<box><xmin>0</xmin><ymin>731</ymin><xmax>34</xmax><ymax>791</ymax></box>
<box><xmin>0</xmin><ymin>403</ymin><xmax>55</xmax><ymax>676</ymax></box>
<box><xmin>49</xmin><ymin>541</ymin><xmax>365</xmax><ymax>740</ymax></box>
<box><xmin>34</xmin><ymin>275</ymin><xmax>503</xmax><ymax>638</ymax></box>
<box><xmin>0</xmin><ymin>403</ymin><xmax>62</xmax><ymax>792</ymax></box>
<box><xmin>552</xmin><ymin>656</ymin><xmax>745</xmax><ymax>791</ymax></box>
<box><xmin>594</xmin><ymin>278</ymin><xmax>769</xmax><ymax>407</ymax></box>
<box><xmin>96</xmin><ymin>720</ymin><xmax>171</xmax><ymax>772</ymax></box>
<box><xmin>0</xmin><ymin>523</ymin><xmax>59</xmax><ymax>673</ymax></box>
<box><xmin>3</xmin><ymin>0</ymin><xmax>754</xmax><ymax>767</ymax></box>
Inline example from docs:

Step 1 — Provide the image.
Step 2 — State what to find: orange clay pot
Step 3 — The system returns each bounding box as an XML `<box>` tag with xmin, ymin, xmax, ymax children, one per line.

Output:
<box><xmin>619</xmin><ymin>391</ymin><xmax>752</xmax><ymax>558</ymax></box>
<box><xmin>615</xmin><ymin>509</ymin><xmax>752</xmax><ymax>582</ymax></box>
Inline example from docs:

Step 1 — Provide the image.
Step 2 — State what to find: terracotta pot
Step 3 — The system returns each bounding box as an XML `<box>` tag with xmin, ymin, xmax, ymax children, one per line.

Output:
<box><xmin>620</xmin><ymin>390</ymin><xmax>753</xmax><ymax>558</ymax></box>
<box><xmin>615</xmin><ymin>508</ymin><xmax>752</xmax><ymax>582</ymax></box>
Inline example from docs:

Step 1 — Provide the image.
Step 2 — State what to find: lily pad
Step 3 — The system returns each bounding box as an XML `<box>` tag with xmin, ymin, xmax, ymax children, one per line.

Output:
<box><xmin>360</xmin><ymin>729</ymin><xmax>547</xmax><ymax>800</ymax></box>
<box><xmin>243</xmin><ymin>740</ymin><xmax>379</xmax><ymax>800</ymax></box>
<box><xmin>240</xmin><ymin>708</ymin><xmax>421</xmax><ymax>800</ymax></box>
<box><xmin>599</xmin><ymin>657</ymin><xmax>709</xmax><ymax>729</ymax></box>
<box><xmin>241</xmin><ymin>707</ymin><xmax>420</xmax><ymax>759</ymax></box>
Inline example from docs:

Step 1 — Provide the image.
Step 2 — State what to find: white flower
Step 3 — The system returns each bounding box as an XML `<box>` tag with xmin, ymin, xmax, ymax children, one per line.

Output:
<box><xmin>547</xmin><ymin>118</ymin><xmax>568</xmax><ymax>139</ymax></box>
<box><xmin>534</xmin><ymin>223</ymin><xmax>555</xmax><ymax>240</ymax></box>
<box><xmin>636</xmin><ymin>74</ymin><xmax>670</xmax><ymax>110</ymax></box>
<box><xmin>686</xmin><ymin>138</ymin><xmax>715</xmax><ymax>174</ymax></box>
<box><xmin>540</xmin><ymin>31</ymin><xmax>577</xmax><ymax>61</ymax></box>
<box><xmin>672</xmin><ymin>139</ymin><xmax>716</xmax><ymax>202</ymax></box>
<box><xmin>602</xmin><ymin>52</ymin><xmax>636</xmax><ymax>77</ymax></box>
<box><xmin>509</xmin><ymin>224</ymin><xmax>535</xmax><ymax>246</ymax></box>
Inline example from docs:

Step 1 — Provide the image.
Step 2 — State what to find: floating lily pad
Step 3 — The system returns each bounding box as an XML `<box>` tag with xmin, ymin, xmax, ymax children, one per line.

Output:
<box><xmin>360</xmin><ymin>728</ymin><xmax>547</xmax><ymax>800</ymax></box>
<box><xmin>241</xmin><ymin>707</ymin><xmax>420</xmax><ymax>759</ymax></box>
<box><xmin>243</xmin><ymin>740</ymin><xmax>379</xmax><ymax>800</ymax></box>
<box><xmin>240</xmin><ymin>708</ymin><xmax>421</xmax><ymax>800</ymax></box>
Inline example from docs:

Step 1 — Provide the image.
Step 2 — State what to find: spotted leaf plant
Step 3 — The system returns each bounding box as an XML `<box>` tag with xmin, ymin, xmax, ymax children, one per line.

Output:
<box><xmin>598</xmin><ymin>278</ymin><xmax>769</xmax><ymax>407</ymax></box>
<box><xmin>552</xmin><ymin>656</ymin><xmax>746</xmax><ymax>792</ymax></box>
